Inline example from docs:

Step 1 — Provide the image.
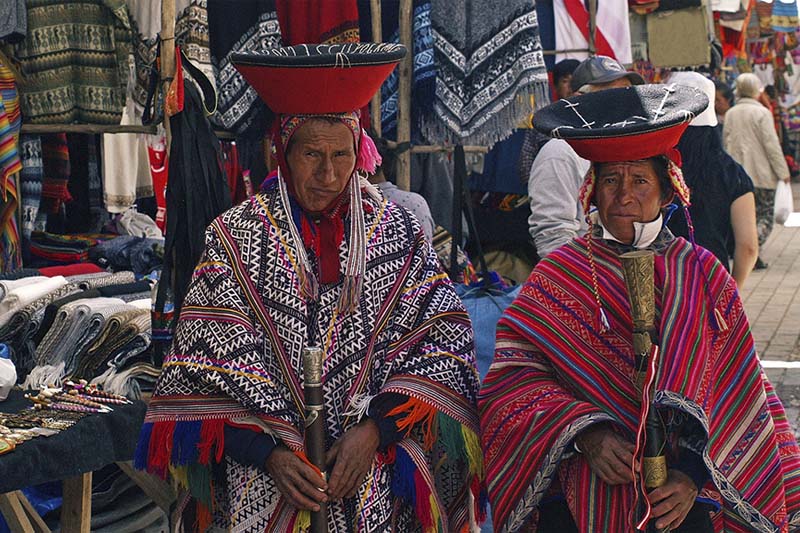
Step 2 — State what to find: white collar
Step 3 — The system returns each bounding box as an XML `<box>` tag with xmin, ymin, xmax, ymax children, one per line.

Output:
<box><xmin>599</xmin><ymin>213</ymin><xmax>663</xmax><ymax>249</ymax></box>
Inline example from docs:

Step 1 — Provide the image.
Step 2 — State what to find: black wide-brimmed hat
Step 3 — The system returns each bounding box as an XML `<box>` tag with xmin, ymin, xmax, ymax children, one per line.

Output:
<box><xmin>533</xmin><ymin>83</ymin><xmax>709</xmax><ymax>163</ymax></box>
<box><xmin>232</xmin><ymin>43</ymin><xmax>406</xmax><ymax>115</ymax></box>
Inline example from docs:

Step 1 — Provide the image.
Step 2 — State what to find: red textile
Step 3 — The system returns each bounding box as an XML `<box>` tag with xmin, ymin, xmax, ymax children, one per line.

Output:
<box><xmin>41</xmin><ymin>134</ymin><xmax>72</xmax><ymax>214</ymax></box>
<box><xmin>563</xmin><ymin>0</ymin><xmax>618</xmax><ymax>59</ymax></box>
<box><xmin>148</xmin><ymin>142</ymin><xmax>168</xmax><ymax>234</ymax></box>
<box><xmin>234</xmin><ymin>63</ymin><xmax>398</xmax><ymax>116</ymax></box>
<box><xmin>565</xmin><ymin>122</ymin><xmax>691</xmax><ymax>163</ymax></box>
<box><xmin>275</xmin><ymin>0</ymin><xmax>360</xmax><ymax>46</ymax></box>
<box><xmin>480</xmin><ymin>235</ymin><xmax>800</xmax><ymax>532</ymax></box>
<box><xmin>38</xmin><ymin>263</ymin><xmax>104</xmax><ymax>277</ymax></box>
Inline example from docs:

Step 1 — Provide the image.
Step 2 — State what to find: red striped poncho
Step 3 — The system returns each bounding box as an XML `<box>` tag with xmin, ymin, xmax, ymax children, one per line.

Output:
<box><xmin>480</xmin><ymin>233</ymin><xmax>800</xmax><ymax>532</ymax></box>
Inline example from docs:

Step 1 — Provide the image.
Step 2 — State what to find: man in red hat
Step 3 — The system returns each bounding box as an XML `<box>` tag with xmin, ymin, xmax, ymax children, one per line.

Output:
<box><xmin>136</xmin><ymin>44</ymin><xmax>482</xmax><ymax>532</ymax></box>
<box><xmin>481</xmin><ymin>84</ymin><xmax>800</xmax><ymax>532</ymax></box>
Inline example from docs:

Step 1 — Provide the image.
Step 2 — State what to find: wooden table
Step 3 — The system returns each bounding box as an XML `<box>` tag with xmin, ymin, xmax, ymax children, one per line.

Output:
<box><xmin>0</xmin><ymin>391</ymin><xmax>174</xmax><ymax>532</ymax></box>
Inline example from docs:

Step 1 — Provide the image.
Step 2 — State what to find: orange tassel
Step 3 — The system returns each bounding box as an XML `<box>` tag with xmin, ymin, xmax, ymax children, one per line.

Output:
<box><xmin>387</xmin><ymin>398</ymin><xmax>438</xmax><ymax>451</ymax></box>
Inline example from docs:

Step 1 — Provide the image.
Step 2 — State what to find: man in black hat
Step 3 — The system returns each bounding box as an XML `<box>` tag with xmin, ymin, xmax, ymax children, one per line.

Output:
<box><xmin>527</xmin><ymin>56</ymin><xmax>645</xmax><ymax>259</ymax></box>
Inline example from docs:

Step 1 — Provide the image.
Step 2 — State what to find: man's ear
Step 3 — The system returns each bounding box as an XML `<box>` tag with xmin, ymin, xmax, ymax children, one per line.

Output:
<box><xmin>660</xmin><ymin>191</ymin><xmax>675</xmax><ymax>208</ymax></box>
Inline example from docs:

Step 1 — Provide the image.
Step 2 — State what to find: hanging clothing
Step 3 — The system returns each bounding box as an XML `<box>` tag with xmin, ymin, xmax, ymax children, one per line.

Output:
<box><xmin>427</xmin><ymin>0</ymin><xmax>550</xmax><ymax>145</ymax></box>
<box><xmin>135</xmin><ymin>182</ymin><xmax>481</xmax><ymax>532</ymax></box>
<box><xmin>65</xmin><ymin>135</ymin><xmax>106</xmax><ymax>234</ymax></box>
<box><xmin>275</xmin><ymin>0</ymin><xmax>360</xmax><ymax>45</ymax></box>
<box><xmin>208</xmin><ymin>0</ymin><xmax>282</xmax><ymax>136</ymax></box>
<box><xmin>480</xmin><ymin>230</ymin><xmax>800</xmax><ymax>532</ymax></box>
<box><xmin>0</xmin><ymin>96</ymin><xmax>21</xmax><ymax>273</ymax></box>
<box><xmin>358</xmin><ymin>0</ymin><xmax>436</xmax><ymax>141</ymax></box>
<box><xmin>554</xmin><ymin>0</ymin><xmax>633</xmax><ymax>64</ymax></box>
<box><xmin>18</xmin><ymin>135</ymin><xmax>42</xmax><ymax>261</ymax></box>
<box><xmin>0</xmin><ymin>0</ymin><xmax>26</xmax><ymax>42</ymax></box>
<box><xmin>157</xmin><ymin>74</ymin><xmax>231</xmax><ymax>316</ymax></box>
<box><xmin>772</xmin><ymin>0</ymin><xmax>799</xmax><ymax>32</ymax></box>
<box><xmin>40</xmin><ymin>134</ymin><xmax>71</xmax><ymax>232</ymax></box>
<box><xmin>13</xmin><ymin>0</ymin><xmax>132</xmax><ymax>124</ymax></box>
<box><xmin>102</xmin><ymin>104</ymin><xmax>154</xmax><ymax>214</ymax></box>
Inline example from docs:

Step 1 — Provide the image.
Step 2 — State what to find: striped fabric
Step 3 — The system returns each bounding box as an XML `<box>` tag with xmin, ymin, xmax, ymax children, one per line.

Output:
<box><xmin>13</xmin><ymin>0</ymin><xmax>132</xmax><ymax>124</ymax></box>
<box><xmin>0</xmin><ymin>92</ymin><xmax>22</xmax><ymax>273</ymax></box>
<box><xmin>480</xmin><ymin>232</ymin><xmax>800</xmax><ymax>532</ymax></box>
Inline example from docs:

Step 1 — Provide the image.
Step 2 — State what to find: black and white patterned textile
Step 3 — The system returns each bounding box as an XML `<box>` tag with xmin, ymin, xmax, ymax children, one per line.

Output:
<box><xmin>208</xmin><ymin>0</ymin><xmax>282</xmax><ymax>136</ymax></box>
<box><xmin>145</xmin><ymin>182</ymin><xmax>480</xmax><ymax>532</ymax></box>
<box><xmin>426</xmin><ymin>0</ymin><xmax>550</xmax><ymax>146</ymax></box>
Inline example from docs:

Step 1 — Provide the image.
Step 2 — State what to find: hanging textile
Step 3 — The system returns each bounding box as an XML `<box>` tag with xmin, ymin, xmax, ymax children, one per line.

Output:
<box><xmin>175</xmin><ymin>1</ymin><xmax>216</xmax><ymax>87</ymax></box>
<box><xmin>535</xmin><ymin>0</ymin><xmax>557</xmax><ymax>71</ymax></box>
<box><xmin>428</xmin><ymin>0</ymin><xmax>549</xmax><ymax>146</ymax></box>
<box><xmin>156</xmin><ymin>52</ymin><xmax>231</xmax><ymax>318</ymax></box>
<box><xmin>773</xmin><ymin>0</ymin><xmax>799</xmax><ymax>32</ymax></box>
<box><xmin>0</xmin><ymin>0</ymin><xmax>26</xmax><ymax>42</ymax></box>
<box><xmin>40</xmin><ymin>134</ymin><xmax>71</xmax><ymax>221</ymax></box>
<box><xmin>102</xmin><ymin>105</ymin><xmax>154</xmax><ymax>214</ymax></box>
<box><xmin>18</xmin><ymin>135</ymin><xmax>42</xmax><ymax>261</ymax></box>
<box><xmin>147</xmin><ymin>138</ymin><xmax>167</xmax><ymax>234</ymax></box>
<box><xmin>0</xmin><ymin>96</ymin><xmax>22</xmax><ymax>273</ymax></box>
<box><xmin>554</xmin><ymin>0</ymin><xmax>633</xmax><ymax>64</ymax></box>
<box><xmin>0</xmin><ymin>59</ymin><xmax>20</xmax><ymax>134</ymax></box>
<box><xmin>275</xmin><ymin>0</ymin><xmax>360</xmax><ymax>45</ymax></box>
<box><xmin>756</xmin><ymin>1</ymin><xmax>774</xmax><ymax>36</ymax></box>
<box><xmin>208</xmin><ymin>0</ymin><xmax>282</xmax><ymax>136</ymax></box>
<box><xmin>358</xmin><ymin>0</ymin><xmax>436</xmax><ymax>141</ymax></box>
<box><xmin>13</xmin><ymin>0</ymin><xmax>132</xmax><ymax>125</ymax></box>
<box><xmin>65</xmin><ymin>135</ymin><xmax>107</xmax><ymax>234</ymax></box>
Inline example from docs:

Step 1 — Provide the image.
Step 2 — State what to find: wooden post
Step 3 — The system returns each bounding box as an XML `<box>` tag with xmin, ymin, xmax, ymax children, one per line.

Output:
<box><xmin>17</xmin><ymin>491</ymin><xmax>51</xmax><ymax>533</ymax></box>
<box><xmin>396</xmin><ymin>0</ymin><xmax>413</xmax><ymax>191</ymax></box>
<box><xmin>61</xmin><ymin>473</ymin><xmax>92</xmax><ymax>533</ymax></box>
<box><xmin>116</xmin><ymin>461</ymin><xmax>176</xmax><ymax>513</ymax></box>
<box><xmin>0</xmin><ymin>492</ymin><xmax>40</xmax><ymax>533</ymax></box>
<box><xmin>588</xmin><ymin>0</ymin><xmax>598</xmax><ymax>56</ymax></box>
<box><xmin>161</xmin><ymin>0</ymin><xmax>177</xmax><ymax>149</ymax></box>
<box><xmin>369</xmin><ymin>0</ymin><xmax>383</xmax><ymax>137</ymax></box>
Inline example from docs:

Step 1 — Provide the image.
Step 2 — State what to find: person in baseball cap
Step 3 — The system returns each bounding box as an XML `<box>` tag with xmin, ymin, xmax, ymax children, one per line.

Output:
<box><xmin>570</xmin><ymin>55</ymin><xmax>645</xmax><ymax>94</ymax></box>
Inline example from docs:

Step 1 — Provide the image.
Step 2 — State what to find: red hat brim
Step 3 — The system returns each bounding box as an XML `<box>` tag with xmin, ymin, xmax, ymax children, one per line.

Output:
<box><xmin>565</xmin><ymin>122</ymin><xmax>690</xmax><ymax>163</ymax></box>
<box><xmin>232</xmin><ymin>44</ymin><xmax>406</xmax><ymax>115</ymax></box>
<box><xmin>234</xmin><ymin>63</ymin><xmax>399</xmax><ymax>115</ymax></box>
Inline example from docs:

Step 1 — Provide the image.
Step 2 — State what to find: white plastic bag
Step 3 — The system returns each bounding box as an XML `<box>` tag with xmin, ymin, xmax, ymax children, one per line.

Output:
<box><xmin>775</xmin><ymin>181</ymin><xmax>794</xmax><ymax>225</ymax></box>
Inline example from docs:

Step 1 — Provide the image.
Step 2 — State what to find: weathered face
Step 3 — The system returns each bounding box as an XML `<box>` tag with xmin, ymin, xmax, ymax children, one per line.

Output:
<box><xmin>556</xmin><ymin>74</ymin><xmax>574</xmax><ymax>99</ymax></box>
<box><xmin>285</xmin><ymin>119</ymin><xmax>357</xmax><ymax>212</ymax></box>
<box><xmin>594</xmin><ymin>160</ymin><xmax>669</xmax><ymax>244</ymax></box>
<box><xmin>714</xmin><ymin>90</ymin><xmax>731</xmax><ymax>116</ymax></box>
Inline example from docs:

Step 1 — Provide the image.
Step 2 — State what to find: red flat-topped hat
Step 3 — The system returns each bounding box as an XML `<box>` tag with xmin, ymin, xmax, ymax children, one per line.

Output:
<box><xmin>533</xmin><ymin>83</ymin><xmax>709</xmax><ymax>163</ymax></box>
<box><xmin>231</xmin><ymin>43</ymin><xmax>406</xmax><ymax>114</ymax></box>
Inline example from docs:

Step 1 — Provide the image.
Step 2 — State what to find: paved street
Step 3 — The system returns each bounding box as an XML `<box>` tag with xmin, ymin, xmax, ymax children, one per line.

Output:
<box><xmin>740</xmin><ymin>182</ymin><xmax>800</xmax><ymax>434</ymax></box>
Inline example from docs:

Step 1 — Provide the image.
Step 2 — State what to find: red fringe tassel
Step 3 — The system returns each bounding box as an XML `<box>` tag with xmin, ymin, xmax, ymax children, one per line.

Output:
<box><xmin>197</xmin><ymin>419</ymin><xmax>225</xmax><ymax>465</ymax></box>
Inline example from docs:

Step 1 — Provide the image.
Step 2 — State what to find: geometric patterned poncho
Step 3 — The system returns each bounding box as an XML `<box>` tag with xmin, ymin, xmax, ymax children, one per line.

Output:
<box><xmin>136</xmin><ymin>182</ymin><xmax>483</xmax><ymax>532</ymax></box>
<box><xmin>480</xmin><ymin>230</ymin><xmax>800</xmax><ymax>533</ymax></box>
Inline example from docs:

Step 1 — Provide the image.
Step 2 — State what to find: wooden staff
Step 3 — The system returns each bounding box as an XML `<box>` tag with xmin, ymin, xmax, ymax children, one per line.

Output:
<box><xmin>302</xmin><ymin>346</ymin><xmax>328</xmax><ymax>533</ymax></box>
<box><xmin>620</xmin><ymin>250</ymin><xmax>669</xmax><ymax>533</ymax></box>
